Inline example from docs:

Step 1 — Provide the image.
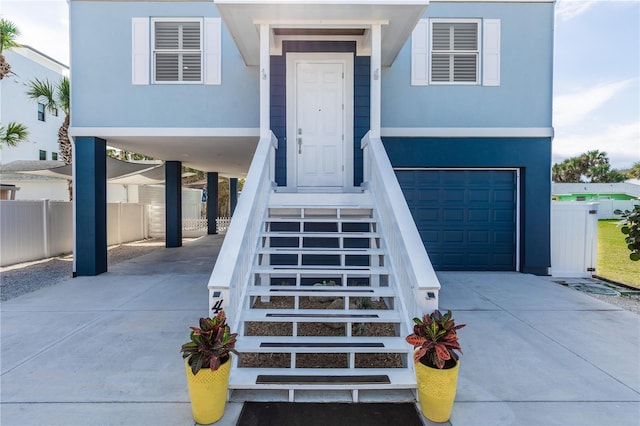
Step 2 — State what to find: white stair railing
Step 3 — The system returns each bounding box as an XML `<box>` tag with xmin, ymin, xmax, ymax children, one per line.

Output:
<box><xmin>208</xmin><ymin>132</ymin><xmax>277</xmax><ymax>331</ymax></box>
<box><xmin>361</xmin><ymin>132</ymin><xmax>440</xmax><ymax>324</ymax></box>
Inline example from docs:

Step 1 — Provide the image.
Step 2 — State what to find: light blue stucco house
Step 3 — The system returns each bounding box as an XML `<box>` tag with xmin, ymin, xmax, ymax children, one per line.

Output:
<box><xmin>69</xmin><ymin>0</ymin><xmax>554</xmax><ymax>400</ymax></box>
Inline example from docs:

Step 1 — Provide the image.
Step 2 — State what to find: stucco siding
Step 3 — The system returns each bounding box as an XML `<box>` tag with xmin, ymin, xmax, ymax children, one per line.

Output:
<box><xmin>382</xmin><ymin>2</ymin><xmax>554</xmax><ymax>128</ymax></box>
<box><xmin>70</xmin><ymin>1</ymin><xmax>259</xmax><ymax>128</ymax></box>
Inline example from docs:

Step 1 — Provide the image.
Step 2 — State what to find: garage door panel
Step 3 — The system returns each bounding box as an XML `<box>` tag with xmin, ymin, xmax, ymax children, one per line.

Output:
<box><xmin>494</xmin><ymin>231</ymin><xmax>514</xmax><ymax>243</ymax></box>
<box><xmin>468</xmin><ymin>231</ymin><xmax>490</xmax><ymax>243</ymax></box>
<box><xmin>417</xmin><ymin>208</ymin><xmax>439</xmax><ymax>221</ymax></box>
<box><xmin>443</xmin><ymin>230</ymin><xmax>464</xmax><ymax>243</ymax></box>
<box><xmin>494</xmin><ymin>189</ymin><xmax>515</xmax><ymax>202</ymax></box>
<box><xmin>444</xmin><ymin>189</ymin><xmax>464</xmax><ymax>202</ymax></box>
<box><xmin>419</xmin><ymin>189</ymin><xmax>440</xmax><ymax>202</ymax></box>
<box><xmin>468</xmin><ymin>189</ymin><xmax>491</xmax><ymax>202</ymax></box>
<box><xmin>494</xmin><ymin>209</ymin><xmax>514</xmax><ymax>222</ymax></box>
<box><xmin>468</xmin><ymin>209</ymin><xmax>490</xmax><ymax>222</ymax></box>
<box><xmin>396</xmin><ymin>169</ymin><xmax>516</xmax><ymax>271</ymax></box>
<box><xmin>443</xmin><ymin>209</ymin><xmax>464</xmax><ymax>221</ymax></box>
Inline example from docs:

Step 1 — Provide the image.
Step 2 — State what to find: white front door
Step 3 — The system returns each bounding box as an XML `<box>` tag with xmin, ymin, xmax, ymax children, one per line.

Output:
<box><xmin>296</xmin><ymin>62</ymin><xmax>344</xmax><ymax>187</ymax></box>
<box><xmin>287</xmin><ymin>53</ymin><xmax>353</xmax><ymax>189</ymax></box>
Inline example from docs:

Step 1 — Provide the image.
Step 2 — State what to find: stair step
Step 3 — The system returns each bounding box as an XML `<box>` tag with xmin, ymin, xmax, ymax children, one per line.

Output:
<box><xmin>252</xmin><ymin>266</ymin><xmax>389</xmax><ymax>274</ymax></box>
<box><xmin>266</xmin><ymin>217</ymin><xmax>376</xmax><ymax>223</ymax></box>
<box><xmin>241</xmin><ymin>309</ymin><xmax>401</xmax><ymax>323</ymax></box>
<box><xmin>257</xmin><ymin>375</ymin><xmax>389</xmax><ymax>385</ymax></box>
<box><xmin>247</xmin><ymin>285</ymin><xmax>395</xmax><ymax>297</ymax></box>
<box><xmin>229</xmin><ymin>368</ymin><xmax>415</xmax><ymax>390</ymax></box>
<box><xmin>259</xmin><ymin>248</ymin><xmax>384</xmax><ymax>255</ymax></box>
<box><xmin>263</xmin><ymin>232</ymin><xmax>379</xmax><ymax>240</ymax></box>
<box><xmin>237</xmin><ymin>336</ymin><xmax>407</xmax><ymax>353</ymax></box>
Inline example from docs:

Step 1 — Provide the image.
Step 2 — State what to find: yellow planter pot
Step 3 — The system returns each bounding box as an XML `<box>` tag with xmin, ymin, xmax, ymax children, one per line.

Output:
<box><xmin>185</xmin><ymin>357</ymin><xmax>232</xmax><ymax>425</ymax></box>
<box><xmin>415</xmin><ymin>360</ymin><xmax>460</xmax><ymax>423</ymax></box>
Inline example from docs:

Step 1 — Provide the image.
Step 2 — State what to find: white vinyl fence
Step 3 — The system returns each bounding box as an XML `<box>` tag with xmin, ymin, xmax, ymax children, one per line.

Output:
<box><xmin>1</xmin><ymin>200</ymin><xmax>148</xmax><ymax>267</ymax></box>
<box><xmin>0</xmin><ymin>200</ymin><xmax>73</xmax><ymax>266</ymax></box>
<box><xmin>106</xmin><ymin>203</ymin><xmax>149</xmax><ymax>246</ymax></box>
<box><xmin>595</xmin><ymin>199</ymin><xmax>639</xmax><ymax>220</ymax></box>
<box><xmin>550</xmin><ymin>202</ymin><xmax>599</xmax><ymax>278</ymax></box>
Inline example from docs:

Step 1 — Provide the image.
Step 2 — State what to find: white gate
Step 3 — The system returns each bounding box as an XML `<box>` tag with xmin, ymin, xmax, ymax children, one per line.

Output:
<box><xmin>550</xmin><ymin>202</ymin><xmax>598</xmax><ymax>278</ymax></box>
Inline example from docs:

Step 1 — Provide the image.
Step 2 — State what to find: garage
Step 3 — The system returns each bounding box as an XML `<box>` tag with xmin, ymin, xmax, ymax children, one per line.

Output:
<box><xmin>396</xmin><ymin>169</ymin><xmax>518</xmax><ymax>271</ymax></box>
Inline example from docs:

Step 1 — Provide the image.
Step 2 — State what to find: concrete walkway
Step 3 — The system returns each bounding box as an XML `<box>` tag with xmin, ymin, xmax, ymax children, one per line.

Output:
<box><xmin>1</xmin><ymin>235</ymin><xmax>639</xmax><ymax>426</ymax></box>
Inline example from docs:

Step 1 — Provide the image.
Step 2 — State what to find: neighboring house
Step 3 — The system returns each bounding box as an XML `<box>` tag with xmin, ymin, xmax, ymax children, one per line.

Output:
<box><xmin>553</xmin><ymin>181</ymin><xmax>640</xmax><ymax>219</ymax></box>
<box><xmin>0</xmin><ymin>47</ymin><xmax>68</xmax><ymax>164</ymax></box>
<box><xmin>0</xmin><ymin>46</ymin><xmax>69</xmax><ymax>200</ymax></box>
<box><xmin>69</xmin><ymin>0</ymin><xmax>554</xmax><ymax>400</ymax></box>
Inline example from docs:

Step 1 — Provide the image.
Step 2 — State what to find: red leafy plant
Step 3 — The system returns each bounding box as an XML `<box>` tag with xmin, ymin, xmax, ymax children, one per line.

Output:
<box><xmin>406</xmin><ymin>310</ymin><xmax>466</xmax><ymax>369</ymax></box>
<box><xmin>181</xmin><ymin>310</ymin><xmax>239</xmax><ymax>375</ymax></box>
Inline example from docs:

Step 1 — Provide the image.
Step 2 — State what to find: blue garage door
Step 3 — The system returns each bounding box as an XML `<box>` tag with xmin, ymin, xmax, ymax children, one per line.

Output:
<box><xmin>396</xmin><ymin>170</ymin><xmax>517</xmax><ymax>271</ymax></box>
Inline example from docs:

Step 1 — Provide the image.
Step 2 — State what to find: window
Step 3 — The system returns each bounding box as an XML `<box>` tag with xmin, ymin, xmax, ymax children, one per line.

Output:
<box><xmin>52</xmin><ymin>152</ymin><xmax>58</xmax><ymax>161</ymax></box>
<box><xmin>132</xmin><ymin>17</ymin><xmax>221</xmax><ymax>85</ymax></box>
<box><xmin>38</xmin><ymin>103</ymin><xmax>46</xmax><ymax>121</ymax></box>
<box><xmin>411</xmin><ymin>19</ymin><xmax>500</xmax><ymax>86</ymax></box>
<box><xmin>39</xmin><ymin>150</ymin><xmax>47</xmax><ymax>160</ymax></box>
<box><xmin>431</xmin><ymin>21</ymin><xmax>479</xmax><ymax>84</ymax></box>
<box><xmin>153</xmin><ymin>20</ymin><xmax>202</xmax><ymax>83</ymax></box>
<box><xmin>52</xmin><ymin>108</ymin><xmax>58</xmax><ymax>117</ymax></box>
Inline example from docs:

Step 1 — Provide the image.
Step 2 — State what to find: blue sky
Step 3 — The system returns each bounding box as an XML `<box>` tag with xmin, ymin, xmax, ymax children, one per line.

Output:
<box><xmin>2</xmin><ymin>0</ymin><xmax>639</xmax><ymax>169</ymax></box>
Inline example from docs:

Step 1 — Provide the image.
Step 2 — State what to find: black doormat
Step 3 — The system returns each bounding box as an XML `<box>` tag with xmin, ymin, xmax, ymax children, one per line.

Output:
<box><xmin>236</xmin><ymin>402</ymin><xmax>423</xmax><ymax>426</ymax></box>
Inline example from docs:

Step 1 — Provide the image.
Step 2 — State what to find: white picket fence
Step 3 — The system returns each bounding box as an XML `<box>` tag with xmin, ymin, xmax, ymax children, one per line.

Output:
<box><xmin>550</xmin><ymin>202</ymin><xmax>599</xmax><ymax>278</ymax></box>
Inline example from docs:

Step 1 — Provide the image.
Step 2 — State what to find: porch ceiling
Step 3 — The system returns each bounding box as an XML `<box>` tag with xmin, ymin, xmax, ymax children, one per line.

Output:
<box><xmin>69</xmin><ymin>129</ymin><xmax>260</xmax><ymax>177</ymax></box>
<box><xmin>215</xmin><ymin>0</ymin><xmax>429</xmax><ymax>66</ymax></box>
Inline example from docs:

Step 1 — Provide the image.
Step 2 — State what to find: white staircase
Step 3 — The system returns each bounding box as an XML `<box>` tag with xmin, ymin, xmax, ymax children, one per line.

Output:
<box><xmin>228</xmin><ymin>191</ymin><xmax>417</xmax><ymax>402</ymax></box>
<box><xmin>208</xmin><ymin>133</ymin><xmax>440</xmax><ymax>403</ymax></box>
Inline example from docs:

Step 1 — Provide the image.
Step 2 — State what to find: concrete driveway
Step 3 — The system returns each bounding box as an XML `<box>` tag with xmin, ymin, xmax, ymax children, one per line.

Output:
<box><xmin>1</xmin><ymin>235</ymin><xmax>638</xmax><ymax>426</ymax></box>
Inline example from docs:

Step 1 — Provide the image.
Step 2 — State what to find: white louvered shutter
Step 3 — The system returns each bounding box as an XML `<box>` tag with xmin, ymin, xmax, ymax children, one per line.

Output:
<box><xmin>132</xmin><ymin>18</ymin><xmax>150</xmax><ymax>85</ymax></box>
<box><xmin>483</xmin><ymin>19</ymin><xmax>501</xmax><ymax>86</ymax></box>
<box><xmin>204</xmin><ymin>18</ymin><xmax>221</xmax><ymax>85</ymax></box>
<box><xmin>411</xmin><ymin>20</ymin><xmax>429</xmax><ymax>86</ymax></box>
<box><xmin>154</xmin><ymin>21</ymin><xmax>202</xmax><ymax>83</ymax></box>
<box><xmin>431</xmin><ymin>21</ymin><xmax>478</xmax><ymax>83</ymax></box>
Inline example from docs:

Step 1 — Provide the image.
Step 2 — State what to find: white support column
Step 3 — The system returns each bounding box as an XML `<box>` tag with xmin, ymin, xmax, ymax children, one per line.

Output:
<box><xmin>370</xmin><ymin>24</ymin><xmax>382</xmax><ymax>138</ymax></box>
<box><xmin>260</xmin><ymin>23</ymin><xmax>271</xmax><ymax>138</ymax></box>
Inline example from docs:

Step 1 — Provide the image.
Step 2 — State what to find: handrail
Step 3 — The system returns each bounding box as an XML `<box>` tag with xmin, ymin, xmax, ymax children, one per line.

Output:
<box><xmin>208</xmin><ymin>132</ymin><xmax>277</xmax><ymax>331</ymax></box>
<box><xmin>361</xmin><ymin>132</ymin><xmax>440</xmax><ymax>326</ymax></box>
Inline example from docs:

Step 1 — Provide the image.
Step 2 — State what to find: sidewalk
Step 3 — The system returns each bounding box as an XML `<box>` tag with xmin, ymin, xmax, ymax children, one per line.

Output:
<box><xmin>1</xmin><ymin>235</ymin><xmax>639</xmax><ymax>425</ymax></box>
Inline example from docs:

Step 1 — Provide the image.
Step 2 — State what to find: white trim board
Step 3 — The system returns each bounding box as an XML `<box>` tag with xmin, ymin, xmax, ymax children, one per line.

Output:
<box><xmin>69</xmin><ymin>127</ymin><xmax>260</xmax><ymax>138</ymax></box>
<box><xmin>381</xmin><ymin>127</ymin><xmax>554</xmax><ymax>138</ymax></box>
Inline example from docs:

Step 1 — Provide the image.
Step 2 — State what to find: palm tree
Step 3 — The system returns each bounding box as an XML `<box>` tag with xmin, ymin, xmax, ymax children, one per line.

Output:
<box><xmin>0</xmin><ymin>122</ymin><xmax>29</xmax><ymax>147</ymax></box>
<box><xmin>26</xmin><ymin>77</ymin><xmax>71</xmax><ymax>164</ymax></box>
<box><xmin>0</xmin><ymin>18</ymin><xmax>21</xmax><ymax>79</ymax></box>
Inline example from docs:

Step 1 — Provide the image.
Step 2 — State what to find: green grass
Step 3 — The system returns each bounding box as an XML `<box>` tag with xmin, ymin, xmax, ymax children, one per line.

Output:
<box><xmin>597</xmin><ymin>220</ymin><xmax>640</xmax><ymax>289</ymax></box>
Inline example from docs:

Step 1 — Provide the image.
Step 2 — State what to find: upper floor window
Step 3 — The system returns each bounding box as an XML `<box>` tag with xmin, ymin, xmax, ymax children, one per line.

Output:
<box><xmin>431</xmin><ymin>21</ymin><xmax>479</xmax><ymax>84</ymax></box>
<box><xmin>39</xmin><ymin>150</ymin><xmax>47</xmax><ymax>160</ymax></box>
<box><xmin>132</xmin><ymin>17</ymin><xmax>221</xmax><ymax>86</ymax></box>
<box><xmin>52</xmin><ymin>108</ymin><xmax>59</xmax><ymax>117</ymax></box>
<box><xmin>38</xmin><ymin>103</ymin><xmax>46</xmax><ymax>121</ymax></box>
<box><xmin>52</xmin><ymin>152</ymin><xmax>58</xmax><ymax>161</ymax></box>
<box><xmin>153</xmin><ymin>20</ymin><xmax>202</xmax><ymax>83</ymax></box>
<box><xmin>411</xmin><ymin>18</ymin><xmax>501</xmax><ymax>87</ymax></box>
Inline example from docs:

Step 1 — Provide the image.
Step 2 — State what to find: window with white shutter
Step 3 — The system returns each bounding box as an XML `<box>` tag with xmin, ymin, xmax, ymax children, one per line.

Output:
<box><xmin>411</xmin><ymin>18</ymin><xmax>500</xmax><ymax>86</ymax></box>
<box><xmin>153</xmin><ymin>19</ymin><xmax>203</xmax><ymax>83</ymax></box>
<box><xmin>431</xmin><ymin>20</ymin><xmax>479</xmax><ymax>84</ymax></box>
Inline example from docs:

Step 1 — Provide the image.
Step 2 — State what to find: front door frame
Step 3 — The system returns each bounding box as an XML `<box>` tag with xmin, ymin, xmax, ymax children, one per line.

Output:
<box><xmin>286</xmin><ymin>52</ymin><xmax>354</xmax><ymax>190</ymax></box>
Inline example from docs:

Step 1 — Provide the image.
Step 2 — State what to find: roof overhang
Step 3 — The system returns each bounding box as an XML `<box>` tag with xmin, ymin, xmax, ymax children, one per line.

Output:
<box><xmin>215</xmin><ymin>0</ymin><xmax>430</xmax><ymax>66</ymax></box>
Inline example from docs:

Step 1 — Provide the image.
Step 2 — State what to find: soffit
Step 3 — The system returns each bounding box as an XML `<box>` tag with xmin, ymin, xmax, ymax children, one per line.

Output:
<box><xmin>215</xmin><ymin>0</ymin><xmax>430</xmax><ymax>66</ymax></box>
